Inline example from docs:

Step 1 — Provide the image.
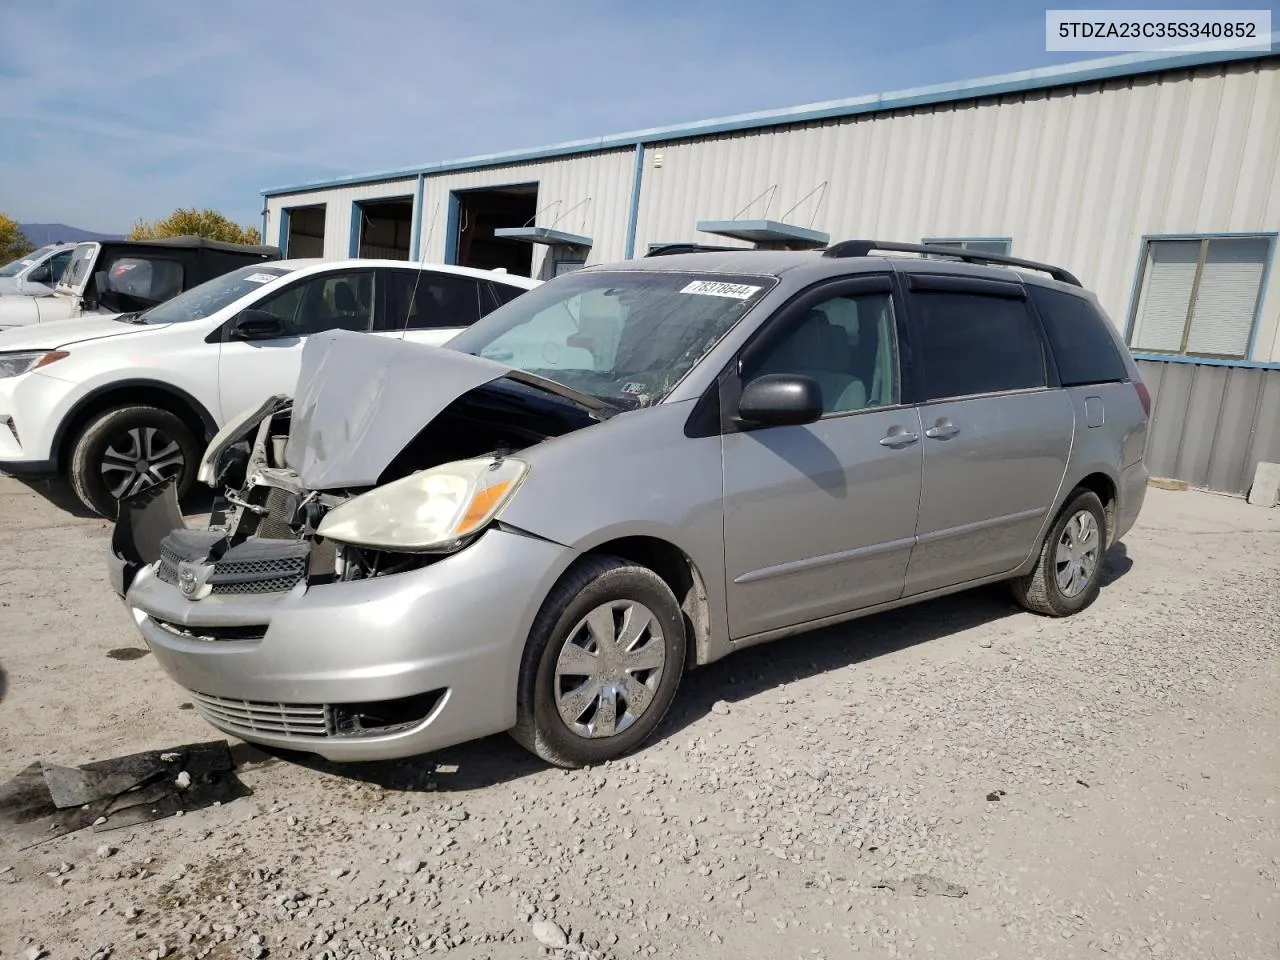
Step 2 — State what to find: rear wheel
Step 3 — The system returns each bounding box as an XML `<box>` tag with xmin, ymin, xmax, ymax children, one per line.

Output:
<box><xmin>511</xmin><ymin>556</ymin><xmax>686</xmax><ymax>768</ymax></box>
<box><xmin>69</xmin><ymin>405</ymin><xmax>199</xmax><ymax>518</ymax></box>
<box><xmin>1011</xmin><ymin>489</ymin><xmax>1107</xmax><ymax>617</ymax></box>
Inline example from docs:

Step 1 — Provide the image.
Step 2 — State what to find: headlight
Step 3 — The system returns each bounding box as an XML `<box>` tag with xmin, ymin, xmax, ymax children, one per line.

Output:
<box><xmin>0</xmin><ymin>350</ymin><xmax>68</xmax><ymax>379</ymax></box>
<box><xmin>316</xmin><ymin>456</ymin><xmax>528</xmax><ymax>552</ymax></box>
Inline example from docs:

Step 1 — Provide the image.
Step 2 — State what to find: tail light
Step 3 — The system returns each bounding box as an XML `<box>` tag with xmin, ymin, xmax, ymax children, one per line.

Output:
<box><xmin>1133</xmin><ymin>378</ymin><xmax>1151</xmax><ymax>417</ymax></box>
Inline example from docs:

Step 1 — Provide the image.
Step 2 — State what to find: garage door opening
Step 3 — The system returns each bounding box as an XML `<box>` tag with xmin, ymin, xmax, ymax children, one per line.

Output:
<box><xmin>356</xmin><ymin>198</ymin><xmax>414</xmax><ymax>260</ymax></box>
<box><xmin>454</xmin><ymin>185</ymin><xmax>537</xmax><ymax>276</ymax></box>
<box><xmin>284</xmin><ymin>205</ymin><xmax>326</xmax><ymax>258</ymax></box>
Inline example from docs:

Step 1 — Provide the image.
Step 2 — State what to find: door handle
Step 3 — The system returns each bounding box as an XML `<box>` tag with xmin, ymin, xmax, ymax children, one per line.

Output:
<box><xmin>925</xmin><ymin>424</ymin><xmax>960</xmax><ymax>440</ymax></box>
<box><xmin>879</xmin><ymin>431</ymin><xmax>919</xmax><ymax>448</ymax></box>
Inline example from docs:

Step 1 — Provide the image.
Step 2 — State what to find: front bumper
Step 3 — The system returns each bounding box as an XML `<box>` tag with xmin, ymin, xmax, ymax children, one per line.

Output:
<box><xmin>0</xmin><ymin>370</ymin><xmax>76</xmax><ymax>469</ymax></box>
<box><xmin>119</xmin><ymin>529</ymin><xmax>575</xmax><ymax>762</ymax></box>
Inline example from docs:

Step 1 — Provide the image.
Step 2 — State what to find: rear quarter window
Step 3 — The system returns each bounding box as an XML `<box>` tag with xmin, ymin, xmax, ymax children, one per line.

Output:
<box><xmin>1028</xmin><ymin>286</ymin><xmax>1129</xmax><ymax>386</ymax></box>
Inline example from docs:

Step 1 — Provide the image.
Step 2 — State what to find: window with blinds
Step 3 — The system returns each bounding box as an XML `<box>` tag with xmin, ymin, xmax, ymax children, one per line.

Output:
<box><xmin>1128</xmin><ymin>237</ymin><xmax>1271</xmax><ymax>359</ymax></box>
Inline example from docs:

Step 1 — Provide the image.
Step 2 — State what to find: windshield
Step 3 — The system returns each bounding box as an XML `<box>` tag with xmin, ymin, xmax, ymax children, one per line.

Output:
<box><xmin>447</xmin><ymin>270</ymin><xmax>775</xmax><ymax>407</ymax></box>
<box><xmin>0</xmin><ymin>246</ymin><xmax>53</xmax><ymax>278</ymax></box>
<box><xmin>139</xmin><ymin>265</ymin><xmax>294</xmax><ymax>323</ymax></box>
<box><xmin>58</xmin><ymin>243</ymin><xmax>98</xmax><ymax>290</ymax></box>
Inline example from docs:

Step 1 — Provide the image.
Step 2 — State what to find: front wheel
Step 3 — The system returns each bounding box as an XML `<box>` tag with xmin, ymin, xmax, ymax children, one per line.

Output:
<box><xmin>511</xmin><ymin>556</ymin><xmax>687</xmax><ymax>768</ymax></box>
<box><xmin>1011</xmin><ymin>489</ymin><xmax>1108</xmax><ymax>617</ymax></box>
<box><xmin>69</xmin><ymin>405</ymin><xmax>199</xmax><ymax>518</ymax></box>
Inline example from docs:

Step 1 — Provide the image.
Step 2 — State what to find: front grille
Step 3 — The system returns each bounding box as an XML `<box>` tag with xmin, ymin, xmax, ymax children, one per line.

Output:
<box><xmin>192</xmin><ymin>692</ymin><xmax>332</xmax><ymax>738</ymax></box>
<box><xmin>156</xmin><ymin>534</ymin><xmax>308</xmax><ymax>596</ymax></box>
<box><xmin>155</xmin><ymin>542</ymin><xmax>184</xmax><ymax>586</ymax></box>
<box><xmin>151</xmin><ymin>618</ymin><xmax>267</xmax><ymax>642</ymax></box>
<box><xmin>211</xmin><ymin>554</ymin><xmax>307</xmax><ymax>595</ymax></box>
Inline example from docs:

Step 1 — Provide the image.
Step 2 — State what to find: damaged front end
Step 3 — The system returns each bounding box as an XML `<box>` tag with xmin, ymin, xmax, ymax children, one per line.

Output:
<box><xmin>110</xmin><ymin>330</ymin><xmax>608</xmax><ymax>600</ymax></box>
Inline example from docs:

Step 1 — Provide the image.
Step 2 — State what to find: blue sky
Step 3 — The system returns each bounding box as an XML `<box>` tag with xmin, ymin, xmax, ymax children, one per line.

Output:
<box><xmin>1</xmin><ymin>0</ymin><xmax>1273</xmax><ymax>233</ymax></box>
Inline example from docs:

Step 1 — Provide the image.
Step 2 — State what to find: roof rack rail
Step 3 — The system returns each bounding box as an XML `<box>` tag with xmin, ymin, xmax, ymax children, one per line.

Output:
<box><xmin>822</xmin><ymin>240</ymin><xmax>1081</xmax><ymax>287</ymax></box>
<box><xmin>644</xmin><ymin>243</ymin><xmax>741</xmax><ymax>258</ymax></box>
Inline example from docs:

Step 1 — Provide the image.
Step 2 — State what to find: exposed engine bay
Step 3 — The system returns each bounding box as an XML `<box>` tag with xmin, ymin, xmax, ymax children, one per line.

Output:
<box><xmin>112</xmin><ymin>331</ymin><xmax>607</xmax><ymax>596</ymax></box>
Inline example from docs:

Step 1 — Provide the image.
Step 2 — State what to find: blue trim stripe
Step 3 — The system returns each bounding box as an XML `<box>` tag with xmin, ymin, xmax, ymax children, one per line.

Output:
<box><xmin>348</xmin><ymin>201</ymin><xmax>362</xmax><ymax>257</ymax></box>
<box><xmin>1132</xmin><ymin>353</ymin><xmax>1280</xmax><ymax>371</ymax></box>
<box><xmin>262</xmin><ymin>43</ymin><xmax>1277</xmax><ymax>198</ymax></box>
<box><xmin>409</xmin><ymin>174</ymin><xmax>425</xmax><ymax>260</ymax></box>
<box><xmin>443</xmin><ymin>192</ymin><xmax>461</xmax><ymax>265</ymax></box>
<box><xmin>276</xmin><ymin>208</ymin><xmax>288</xmax><ymax>254</ymax></box>
<box><xmin>624</xmin><ymin>143</ymin><xmax>645</xmax><ymax>259</ymax></box>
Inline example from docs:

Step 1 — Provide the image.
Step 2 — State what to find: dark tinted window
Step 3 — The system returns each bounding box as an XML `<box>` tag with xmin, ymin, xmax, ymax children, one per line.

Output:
<box><xmin>380</xmin><ymin>270</ymin><xmax>483</xmax><ymax>331</ymax></box>
<box><xmin>913</xmin><ymin>292</ymin><xmax>1046</xmax><ymax>400</ymax></box>
<box><xmin>489</xmin><ymin>280</ymin><xmax>526</xmax><ymax>307</ymax></box>
<box><xmin>1029</xmin><ymin>286</ymin><xmax>1128</xmax><ymax>386</ymax></box>
<box><xmin>102</xmin><ymin>256</ymin><xmax>185</xmax><ymax>302</ymax></box>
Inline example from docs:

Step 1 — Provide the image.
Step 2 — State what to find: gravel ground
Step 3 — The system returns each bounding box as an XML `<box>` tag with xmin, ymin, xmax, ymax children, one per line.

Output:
<box><xmin>0</xmin><ymin>475</ymin><xmax>1276</xmax><ymax>960</ymax></box>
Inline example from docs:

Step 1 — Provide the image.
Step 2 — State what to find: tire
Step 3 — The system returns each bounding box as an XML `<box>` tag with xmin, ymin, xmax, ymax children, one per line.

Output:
<box><xmin>69</xmin><ymin>405</ymin><xmax>200</xmax><ymax>518</ymax></box>
<box><xmin>511</xmin><ymin>555</ymin><xmax>687</xmax><ymax>768</ymax></box>
<box><xmin>1011</xmin><ymin>489</ymin><xmax>1108</xmax><ymax>617</ymax></box>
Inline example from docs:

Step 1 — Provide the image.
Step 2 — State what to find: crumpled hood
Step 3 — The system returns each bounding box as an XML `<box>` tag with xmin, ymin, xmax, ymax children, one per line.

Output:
<box><xmin>0</xmin><ymin>313</ymin><xmax>133</xmax><ymax>350</ymax></box>
<box><xmin>0</xmin><ymin>278</ymin><xmax>25</xmax><ymax>296</ymax></box>
<box><xmin>285</xmin><ymin>331</ymin><xmax>519</xmax><ymax>490</ymax></box>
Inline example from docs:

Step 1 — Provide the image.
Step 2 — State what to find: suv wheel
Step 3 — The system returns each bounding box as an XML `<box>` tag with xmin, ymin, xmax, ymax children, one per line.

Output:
<box><xmin>69</xmin><ymin>405</ymin><xmax>199</xmax><ymax>518</ymax></box>
<box><xmin>1011</xmin><ymin>489</ymin><xmax>1108</xmax><ymax>617</ymax></box>
<box><xmin>512</xmin><ymin>556</ymin><xmax>686</xmax><ymax>768</ymax></box>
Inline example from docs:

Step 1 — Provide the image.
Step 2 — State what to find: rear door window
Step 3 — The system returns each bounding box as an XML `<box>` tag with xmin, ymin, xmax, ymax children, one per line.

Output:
<box><xmin>910</xmin><ymin>291</ymin><xmax>1047</xmax><ymax>401</ymax></box>
<box><xmin>488</xmin><ymin>280</ymin><xmax>527</xmax><ymax>308</ymax></box>
<box><xmin>1028</xmin><ymin>286</ymin><xmax>1129</xmax><ymax>386</ymax></box>
<box><xmin>378</xmin><ymin>270</ymin><xmax>485</xmax><ymax>331</ymax></box>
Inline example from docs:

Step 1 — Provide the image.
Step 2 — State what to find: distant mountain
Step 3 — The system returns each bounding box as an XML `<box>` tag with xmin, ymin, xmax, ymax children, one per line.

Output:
<box><xmin>20</xmin><ymin>223</ymin><xmax>124</xmax><ymax>245</ymax></box>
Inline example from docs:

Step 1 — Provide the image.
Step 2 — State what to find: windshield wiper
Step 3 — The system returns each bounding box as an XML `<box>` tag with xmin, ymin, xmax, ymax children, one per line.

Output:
<box><xmin>112</xmin><ymin>312</ymin><xmax>147</xmax><ymax>324</ymax></box>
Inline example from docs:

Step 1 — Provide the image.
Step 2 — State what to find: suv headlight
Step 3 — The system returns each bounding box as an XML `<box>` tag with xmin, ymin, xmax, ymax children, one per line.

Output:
<box><xmin>316</xmin><ymin>456</ymin><xmax>529</xmax><ymax>552</ymax></box>
<box><xmin>0</xmin><ymin>350</ymin><xmax>68</xmax><ymax>379</ymax></box>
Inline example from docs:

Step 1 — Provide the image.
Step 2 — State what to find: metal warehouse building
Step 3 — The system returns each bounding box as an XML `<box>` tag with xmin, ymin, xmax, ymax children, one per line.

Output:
<box><xmin>262</xmin><ymin>44</ymin><xmax>1280</xmax><ymax>496</ymax></box>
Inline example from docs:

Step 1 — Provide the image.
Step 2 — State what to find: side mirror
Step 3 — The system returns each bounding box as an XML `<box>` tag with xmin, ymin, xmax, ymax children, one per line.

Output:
<box><xmin>737</xmin><ymin>374</ymin><xmax>824</xmax><ymax>428</ymax></box>
<box><xmin>229</xmin><ymin>309</ymin><xmax>286</xmax><ymax>341</ymax></box>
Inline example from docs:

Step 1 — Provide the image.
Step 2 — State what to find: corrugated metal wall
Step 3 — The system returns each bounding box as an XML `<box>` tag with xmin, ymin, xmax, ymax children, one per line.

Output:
<box><xmin>1138</xmin><ymin>358</ymin><xmax>1280</xmax><ymax>494</ymax></box>
<box><xmin>417</xmin><ymin>148</ymin><xmax>636</xmax><ymax>278</ymax></box>
<box><xmin>633</xmin><ymin>59</ymin><xmax>1280</xmax><ymax>360</ymax></box>
<box><xmin>265</xmin><ymin>179</ymin><xmax>417</xmax><ymax>259</ymax></box>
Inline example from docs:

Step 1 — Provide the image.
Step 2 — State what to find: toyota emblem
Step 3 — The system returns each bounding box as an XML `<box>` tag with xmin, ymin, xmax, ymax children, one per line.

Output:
<box><xmin>176</xmin><ymin>561</ymin><xmax>215</xmax><ymax>601</ymax></box>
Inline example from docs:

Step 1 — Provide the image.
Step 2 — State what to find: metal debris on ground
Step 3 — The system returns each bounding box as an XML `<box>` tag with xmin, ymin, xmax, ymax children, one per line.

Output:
<box><xmin>0</xmin><ymin>740</ymin><xmax>249</xmax><ymax>849</ymax></box>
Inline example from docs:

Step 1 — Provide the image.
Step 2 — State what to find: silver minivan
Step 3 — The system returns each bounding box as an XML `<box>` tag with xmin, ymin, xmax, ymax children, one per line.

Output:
<box><xmin>111</xmin><ymin>242</ymin><xmax>1150</xmax><ymax>768</ymax></box>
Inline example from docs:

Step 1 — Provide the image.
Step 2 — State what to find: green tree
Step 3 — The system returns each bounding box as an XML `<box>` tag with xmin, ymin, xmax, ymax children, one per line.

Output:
<box><xmin>130</xmin><ymin>208</ymin><xmax>262</xmax><ymax>246</ymax></box>
<box><xmin>0</xmin><ymin>213</ymin><xmax>34</xmax><ymax>262</ymax></box>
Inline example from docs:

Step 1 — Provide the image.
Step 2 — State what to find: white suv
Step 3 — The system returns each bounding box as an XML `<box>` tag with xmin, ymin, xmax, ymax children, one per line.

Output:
<box><xmin>0</xmin><ymin>258</ymin><xmax>539</xmax><ymax>515</ymax></box>
<box><xmin>0</xmin><ymin>243</ymin><xmax>77</xmax><ymax>297</ymax></box>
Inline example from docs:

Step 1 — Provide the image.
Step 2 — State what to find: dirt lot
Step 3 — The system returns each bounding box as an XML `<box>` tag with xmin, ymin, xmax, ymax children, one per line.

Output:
<box><xmin>0</xmin><ymin>475</ymin><xmax>1276</xmax><ymax>960</ymax></box>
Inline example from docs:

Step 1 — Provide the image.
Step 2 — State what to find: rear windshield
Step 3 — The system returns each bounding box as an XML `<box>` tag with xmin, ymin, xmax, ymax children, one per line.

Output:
<box><xmin>140</xmin><ymin>265</ymin><xmax>294</xmax><ymax>324</ymax></box>
<box><xmin>1028</xmin><ymin>286</ymin><xmax>1129</xmax><ymax>386</ymax></box>
<box><xmin>448</xmin><ymin>270</ymin><xmax>775</xmax><ymax>408</ymax></box>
